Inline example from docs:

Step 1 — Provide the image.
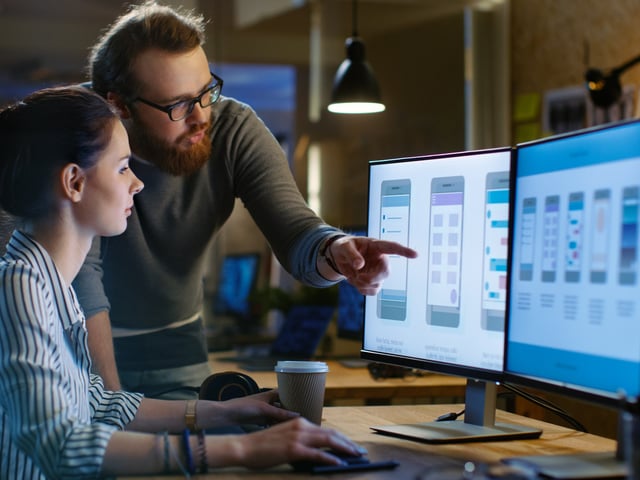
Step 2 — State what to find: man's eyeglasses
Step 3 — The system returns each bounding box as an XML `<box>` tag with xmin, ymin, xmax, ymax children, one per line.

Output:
<box><xmin>133</xmin><ymin>72</ymin><xmax>224</xmax><ymax>121</ymax></box>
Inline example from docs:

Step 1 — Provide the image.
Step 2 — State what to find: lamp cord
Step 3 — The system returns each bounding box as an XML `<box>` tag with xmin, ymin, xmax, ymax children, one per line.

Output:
<box><xmin>351</xmin><ymin>0</ymin><xmax>358</xmax><ymax>37</ymax></box>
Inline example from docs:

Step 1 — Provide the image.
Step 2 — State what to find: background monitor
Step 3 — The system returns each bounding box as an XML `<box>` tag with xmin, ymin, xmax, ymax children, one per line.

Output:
<box><xmin>213</xmin><ymin>253</ymin><xmax>260</xmax><ymax>319</ymax></box>
<box><xmin>361</xmin><ymin>147</ymin><xmax>540</xmax><ymax>442</ymax></box>
<box><xmin>504</xmin><ymin>119</ymin><xmax>640</xmax><ymax>478</ymax></box>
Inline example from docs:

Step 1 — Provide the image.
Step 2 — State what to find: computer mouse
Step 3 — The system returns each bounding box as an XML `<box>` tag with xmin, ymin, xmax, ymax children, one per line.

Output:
<box><xmin>290</xmin><ymin>451</ymin><xmax>399</xmax><ymax>474</ymax></box>
<box><xmin>290</xmin><ymin>451</ymin><xmax>366</xmax><ymax>472</ymax></box>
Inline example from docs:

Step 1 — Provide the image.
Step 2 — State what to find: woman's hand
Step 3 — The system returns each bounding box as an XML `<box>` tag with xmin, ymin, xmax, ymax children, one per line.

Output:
<box><xmin>208</xmin><ymin>417</ymin><xmax>367</xmax><ymax>469</ymax></box>
<box><xmin>200</xmin><ymin>389</ymin><xmax>298</xmax><ymax>428</ymax></box>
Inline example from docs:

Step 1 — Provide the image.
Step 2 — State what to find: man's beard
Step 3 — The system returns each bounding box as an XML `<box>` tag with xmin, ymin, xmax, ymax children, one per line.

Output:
<box><xmin>127</xmin><ymin>116</ymin><xmax>212</xmax><ymax>176</ymax></box>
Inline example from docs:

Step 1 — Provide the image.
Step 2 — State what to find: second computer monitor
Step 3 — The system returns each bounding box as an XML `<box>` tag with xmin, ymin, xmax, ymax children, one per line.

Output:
<box><xmin>503</xmin><ymin>117</ymin><xmax>640</xmax><ymax>479</ymax></box>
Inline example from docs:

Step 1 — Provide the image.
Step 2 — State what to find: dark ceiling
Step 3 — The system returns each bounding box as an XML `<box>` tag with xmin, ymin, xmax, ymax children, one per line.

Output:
<box><xmin>0</xmin><ymin>0</ymin><xmax>484</xmax><ymax>81</ymax></box>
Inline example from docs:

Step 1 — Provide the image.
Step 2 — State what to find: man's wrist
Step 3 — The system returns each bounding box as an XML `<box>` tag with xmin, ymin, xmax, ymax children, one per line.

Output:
<box><xmin>319</xmin><ymin>234</ymin><xmax>346</xmax><ymax>276</ymax></box>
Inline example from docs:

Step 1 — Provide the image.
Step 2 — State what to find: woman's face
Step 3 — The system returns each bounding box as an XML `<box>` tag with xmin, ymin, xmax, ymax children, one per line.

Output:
<box><xmin>77</xmin><ymin>120</ymin><xmax>144</xmax><ymax>237</ymax></box>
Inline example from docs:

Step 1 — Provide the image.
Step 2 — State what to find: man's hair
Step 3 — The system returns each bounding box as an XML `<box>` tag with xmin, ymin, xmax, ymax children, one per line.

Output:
<box><xmin>89</xmin><ymin>1</ymin><xmax>207</xmax><ymax>99</ymax></box>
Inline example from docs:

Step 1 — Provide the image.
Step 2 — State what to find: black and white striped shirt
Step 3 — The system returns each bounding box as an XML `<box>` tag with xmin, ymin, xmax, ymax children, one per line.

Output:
<box><xmin>0</xmin><ymin>231</ymin><xmax>142</xmax><ymax>479</ymax></box>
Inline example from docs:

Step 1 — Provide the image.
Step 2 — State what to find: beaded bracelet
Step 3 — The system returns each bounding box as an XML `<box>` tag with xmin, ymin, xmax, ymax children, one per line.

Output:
<box><xmin>197</xmin><ymin>430</ymin><xmax>209</xmax><ymax>473</ymax></box>
<box><xmin>181</xmin><ymin>429</ymin><xmax>196</xmax><ymax>475</ymax></box>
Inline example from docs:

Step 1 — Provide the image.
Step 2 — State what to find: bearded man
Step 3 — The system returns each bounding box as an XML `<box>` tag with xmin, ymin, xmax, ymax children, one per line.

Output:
<box><xmin>75</xmin><ymin>1</ymin><xmax>417</xmax><ymax>398</ymax></box>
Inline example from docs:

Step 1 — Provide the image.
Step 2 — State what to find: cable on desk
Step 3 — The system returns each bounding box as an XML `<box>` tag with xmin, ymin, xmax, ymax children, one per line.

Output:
<box><xmin>433</xmin><ymin>385</ymin><xmax>586</xmax><ymax>433</ymax></box>
<box><xmin>501</xmin><ymin>382</ymin><xmax>588</xmax><ymax>432</ymax></box>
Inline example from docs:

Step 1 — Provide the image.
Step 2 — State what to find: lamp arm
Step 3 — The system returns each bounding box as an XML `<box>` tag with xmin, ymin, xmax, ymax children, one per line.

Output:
<box><xmin>612</xmin><ymin>53</ymin><xmax>640</xmax><ymax>76</ymax></box>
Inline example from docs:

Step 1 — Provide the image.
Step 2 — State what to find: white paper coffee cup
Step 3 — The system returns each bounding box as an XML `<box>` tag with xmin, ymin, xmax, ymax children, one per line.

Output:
<box><xmin>275</xmin><ymin>360</ymin><xmax>329</xmax><ymax>425</ymax></box>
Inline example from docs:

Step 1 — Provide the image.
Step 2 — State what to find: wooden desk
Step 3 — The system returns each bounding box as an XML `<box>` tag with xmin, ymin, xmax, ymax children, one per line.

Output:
<box><xmin>209</xmin><ymin>352</ymin><xmax>468</xmax><ymax>404</ymax></box>
<box><xmin>121</xmin><ymin>404</ymin><xmax>619</xmax><ymax>479</ymax></box>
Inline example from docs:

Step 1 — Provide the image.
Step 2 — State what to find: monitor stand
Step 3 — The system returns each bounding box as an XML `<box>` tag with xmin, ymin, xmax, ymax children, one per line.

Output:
<box><xmin>371</xmin><ymin>379</ymin><xmax>542</xmax><ymax>443</ymax></box>
<box><xmin>337</xmin><ymin>357</ymin><xmax>371</xmax><ymax>368</ymax></box>
<box><xmin>502</xmin><ymin>412</ymin><xmax>630</xmax><ymax>479</ymax></box>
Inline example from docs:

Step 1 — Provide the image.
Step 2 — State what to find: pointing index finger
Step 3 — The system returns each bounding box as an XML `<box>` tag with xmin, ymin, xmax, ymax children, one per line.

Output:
<box><xmin>371</xmin><ymin>239</ymin><xmax>418</xmax><ymax>258</ymax></box>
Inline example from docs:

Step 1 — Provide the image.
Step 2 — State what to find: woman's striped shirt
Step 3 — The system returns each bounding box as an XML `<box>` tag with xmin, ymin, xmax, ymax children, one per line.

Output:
<box><xmin>0</xmin><ymin>231</ymin><xmax>142</xmax><ymax>479</ymax></box>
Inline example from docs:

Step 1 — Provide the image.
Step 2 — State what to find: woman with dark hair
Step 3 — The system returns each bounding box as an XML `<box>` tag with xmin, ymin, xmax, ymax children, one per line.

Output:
<box><xmin>0</xmin><ymin>86</ymin><xmax>365</xmax><ymax>479</ymax></box>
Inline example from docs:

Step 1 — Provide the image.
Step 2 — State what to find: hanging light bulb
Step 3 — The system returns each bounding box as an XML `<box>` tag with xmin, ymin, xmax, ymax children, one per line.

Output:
<box><xmin>327</xmin><ymin>0</ymin><xmax>385</xmax><ymax>114</ymax></box>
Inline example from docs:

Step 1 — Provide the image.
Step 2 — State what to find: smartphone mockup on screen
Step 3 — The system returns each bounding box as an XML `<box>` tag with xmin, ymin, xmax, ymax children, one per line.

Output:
<box><xmin>377</xmin><ymin>179</ymin><xmax>411</xmax><ymax>320</ymax></box>
<box><xmin>541</xmin><ymin>194</ymin><xmax>560</xmax><ymax>283</ymax></box>
<box><xmin>590</xmin><ymin>188</ymin><xmax>611</xmax><ymax>284</ymax></box>
<box><xmin>426</xmin><ymin>176</ymin><xmax>464</xmax><ymax>328</ymax></box>
<box><xmin>518</xmin><ymin>197</ymin><xmax>537</xmax><ymax>281</ymax></box>
<box><xmin>619</xmin><ymin>186</ymin><xmax>639</xmax><ymax>286</ymax></box>
<box><xmin>565</xmin><ymin>192</ymin><xmax>585</xmax><ymax>283</ymax></box>
<box><xmin>481</xmin><ymin>171</ymin><xmax>509</xmax><ymax>331</ymax></box>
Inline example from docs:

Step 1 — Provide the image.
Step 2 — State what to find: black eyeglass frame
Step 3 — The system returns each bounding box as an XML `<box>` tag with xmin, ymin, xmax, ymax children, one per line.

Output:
<box><xmin>132</xmin><ymin>72</ymin><xmax>224</xmax><ymax>121</ymax></box>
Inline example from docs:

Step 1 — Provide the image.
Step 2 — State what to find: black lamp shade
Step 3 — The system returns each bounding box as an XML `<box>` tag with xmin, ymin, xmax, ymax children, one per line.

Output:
<box><xmin>328</xmin><ymin>37</ymin><xmax>385</xmax><ymax>114</ymax></box>
<box><xmin>585</xmin><ymin>68</ymin><xmax>622</xmax><ymax>109</ymax></box>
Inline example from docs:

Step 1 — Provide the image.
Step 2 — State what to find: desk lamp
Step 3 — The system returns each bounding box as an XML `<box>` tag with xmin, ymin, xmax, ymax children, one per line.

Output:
<box><xmin>585</xmin><ymin>53</ymin><xmax>640</xmax><ymax>108</ymax></box>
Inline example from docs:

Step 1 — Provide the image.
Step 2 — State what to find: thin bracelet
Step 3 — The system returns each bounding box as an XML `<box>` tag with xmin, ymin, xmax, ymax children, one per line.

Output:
<box><xmin>181</xmin><ymin>429</ymin><xmax>196</xmax><ymax>475</ymax></box>
<box><xmin>320</xmin><ymin>234</ymin><xmax>346</xmax><ymax>276</ymax></box>
<box><xmin>162</xmin><ymin>431</ymin><xmax>170</xmax><ymax>474</ymax></box>
<box><xmin>168</xmin><ymin>433</ymin><xmax>191</xmax><ymax>478</ymax></box>
<box><xmin>197</xmin><ymin>430</ymin><xmax>209</xmax><ymax>473</ymax></box>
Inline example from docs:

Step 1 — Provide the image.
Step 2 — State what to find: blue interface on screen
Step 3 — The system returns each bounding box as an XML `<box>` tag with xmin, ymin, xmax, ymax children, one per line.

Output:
<box><xmin>214</xmin><ymin>254</ymin><xmax>259</xmax><ymax>318</ymax></box>
<box><xmin>506</xmin><ymin>119</ymin><xmax>640</xmax><ymax>401</ymax></box>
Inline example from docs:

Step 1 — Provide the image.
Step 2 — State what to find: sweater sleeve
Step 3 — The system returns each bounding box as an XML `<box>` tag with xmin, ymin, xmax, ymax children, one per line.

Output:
<box><xmin>216</xmin><ymin>99</ymin><xmax>344</xmax><ymax>287</ymax></box>
<box><xmin>73</xmin><ymin>236</ymin><xmax>111</xmax><ymax>320</ymax></box>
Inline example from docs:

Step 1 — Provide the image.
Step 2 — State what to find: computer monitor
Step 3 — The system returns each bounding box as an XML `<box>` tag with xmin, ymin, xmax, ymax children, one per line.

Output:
<box><xmin>362</xmin><ymin>147</ymin><xmax>541</xmax><ymax>442</ymax></box>
<box><xmin>213</xmin><ymin>253</ymin><xmax>260</xmax><ymax>319</ymax></box>
<box><xmin>503</xmin><ymin>119</ymin><xmax>640</xmax><ymax>478</ymax></box>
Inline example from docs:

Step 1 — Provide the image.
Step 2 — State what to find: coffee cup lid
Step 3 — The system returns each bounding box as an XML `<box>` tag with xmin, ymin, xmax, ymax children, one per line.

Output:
<box><xmin>274</xmin><ymin>360</ymin><xmax>329</xmax><ymax>373</ymax></box>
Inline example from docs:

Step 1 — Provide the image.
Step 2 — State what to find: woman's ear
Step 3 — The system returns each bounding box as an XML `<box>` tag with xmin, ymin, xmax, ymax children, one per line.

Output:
<box><xmin>60</xmin><ymin>164</ymin><xmax>85</xmax><ymax>203</ymax></box>
<box><xmin>107</xmin><ymin>92</ymin><xmax>131</xmax><ymax>119</ymax></box>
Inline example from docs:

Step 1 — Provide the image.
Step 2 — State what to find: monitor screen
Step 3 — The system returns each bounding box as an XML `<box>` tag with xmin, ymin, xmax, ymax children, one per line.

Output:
<box><xmin>361</xmin><ymin>148</ymin><xmax>540</xmax><ymax>443</ymax></box>
<box><xmin>363</xmin><ymin>148</ymin><xmax>511</xmax><ymax>380</ymax></box>
<box><xmin>213</xmin><ymin>253</ymin><xmax>260</xmax><ymax>319</ymax></box>
<box><xmin>505</xmin><ymin>119</ymin><xmax>640</xmax><ymax>407</ymax></box>
<box><xmin>503</xmin><ymin>118</ymin><xmax>640</xmax><ymax>479</ymax></box>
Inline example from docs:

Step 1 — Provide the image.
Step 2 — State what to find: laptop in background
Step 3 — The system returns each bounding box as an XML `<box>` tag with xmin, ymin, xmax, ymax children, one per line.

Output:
<box><xmin>218</xmin><ymin>305</ymin><xmax>335</xmax><ymax>371</ymax></box>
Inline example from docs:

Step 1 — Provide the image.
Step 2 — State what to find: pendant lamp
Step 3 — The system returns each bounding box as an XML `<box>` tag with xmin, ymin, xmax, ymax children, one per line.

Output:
<box><xmin>327</xmin><ymin>0</ymin><xmax>385</xmax><ymax>114</ymax></box>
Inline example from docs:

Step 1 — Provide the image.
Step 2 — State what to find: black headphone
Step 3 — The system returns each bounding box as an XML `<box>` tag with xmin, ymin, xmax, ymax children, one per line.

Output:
<box><xmin>198</xmin><ymin>371</ymin><xmax>261</xmax><ymax>401</ymax></box>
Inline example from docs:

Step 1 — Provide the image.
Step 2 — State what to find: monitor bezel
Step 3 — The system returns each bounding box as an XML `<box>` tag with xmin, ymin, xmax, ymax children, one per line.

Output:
<box><xmin>503</xmin><ymin>118</ymin><xmax>640</xmax><ymax>413</ymax></box>
<box><xmin>360</xmin><ymin>146</ymin><xmax>512</xmax><ymax>384</ymax></box>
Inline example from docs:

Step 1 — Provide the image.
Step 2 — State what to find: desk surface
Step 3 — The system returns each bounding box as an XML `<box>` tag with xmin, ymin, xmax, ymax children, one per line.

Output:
<box><xmin>121</xmin><ymin>404</ymin><xmax>618</xmax><ymax>479</ymax></box>
<box><xmin>209</xmin><ymin>352</ymin><xmax>468</xmax><ymax>402</ymax></box>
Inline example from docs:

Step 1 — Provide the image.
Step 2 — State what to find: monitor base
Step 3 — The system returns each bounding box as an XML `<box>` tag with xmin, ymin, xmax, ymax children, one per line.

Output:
<box><xmin>503</xmin><ymin>451</ymin><xmax>627</xmax><ymax>479</ymax></box>
<box><xmin>371</xmin><ymin>420</ymin><xmax>542</xmax><ymax>444</ymax></box>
